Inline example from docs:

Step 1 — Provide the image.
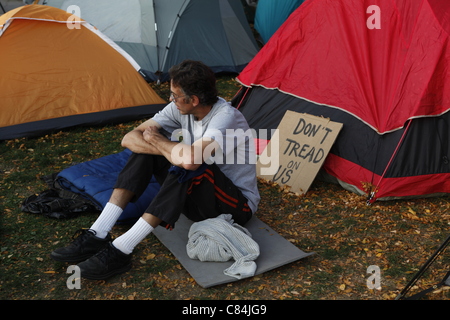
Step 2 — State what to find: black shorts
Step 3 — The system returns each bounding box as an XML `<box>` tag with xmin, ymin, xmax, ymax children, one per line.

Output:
<box><xmin>114</xmin><ymin>153</ymin><xmax>252</xmax><ymax>229</ymax></box>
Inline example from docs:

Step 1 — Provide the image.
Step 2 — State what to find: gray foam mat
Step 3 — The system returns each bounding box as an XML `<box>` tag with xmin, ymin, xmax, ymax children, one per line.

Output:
<box><xmin>153</xmin><ymin>214</ymin><xmax>315</xmax><ymax>288</ymax></box>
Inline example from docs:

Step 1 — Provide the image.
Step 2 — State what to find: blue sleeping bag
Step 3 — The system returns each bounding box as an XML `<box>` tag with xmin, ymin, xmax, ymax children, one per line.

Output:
<box><xmin>55</xmin><ymin>148</ymin><xmax>160</xmax><ymax>224</ymax></box>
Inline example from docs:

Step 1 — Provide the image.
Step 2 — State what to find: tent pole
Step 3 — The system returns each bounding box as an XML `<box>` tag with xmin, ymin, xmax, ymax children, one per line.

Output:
<box><xmin>367</xmin><ymin>119</ymin><xmax>413</xmax><ymax>204</ymax></box>
<box><xmin>235</xmin><ymin>87</ymin><xmax>250</xmax><ymax>109</ymax></box>
<box><xmin>395</xmin><ymin>233</ymin><xmax>450</xmax><ymax>300</ymax></box>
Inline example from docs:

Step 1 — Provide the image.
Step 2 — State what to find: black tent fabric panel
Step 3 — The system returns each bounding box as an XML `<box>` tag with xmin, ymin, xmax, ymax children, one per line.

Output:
<box><xmin>232</xmin><ymin>87</ymin><xmax>450</xmax><ymax>179</ymax></box>
<box><xmin>385</xmin><ymin>116</ymin><xmax>450</xmax><ymax>178</ymax></box>
<box><xmin>0</xmin><ymin>103</ymin><xmax>166</xmax><ymax>140</ymax></box>
<box><xmin>232</xmin><ymin>87</ymin><xmax>401</xmax><ymax>176</ymax></box>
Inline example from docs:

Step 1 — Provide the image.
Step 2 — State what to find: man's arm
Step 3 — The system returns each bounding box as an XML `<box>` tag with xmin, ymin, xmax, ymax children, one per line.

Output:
<box><xmin>143</xmin><ymin>126</ymin><xmax>219</xmax><ymax>171</ymax></box>
<box><xmin>122</xmin><ymin>119</ymin><xmax>219</xmax><ymax>170</ymax></box>
<box><xmin>121</xmin><ymin>119</ymin><xmax>163</xmax><ymax>155</ymax></box>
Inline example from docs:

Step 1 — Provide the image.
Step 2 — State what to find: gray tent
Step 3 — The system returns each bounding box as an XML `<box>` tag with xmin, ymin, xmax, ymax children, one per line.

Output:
<box><xmin>40</xmin><ymin>0</ymin><xmax>259</xmax><ymax>82</ymax></box>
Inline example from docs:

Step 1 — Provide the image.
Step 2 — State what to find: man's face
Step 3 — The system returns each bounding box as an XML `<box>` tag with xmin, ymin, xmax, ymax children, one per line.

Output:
<box><xmin>170</xmin><ymin>82</ymin><xmax>194</xmax><ymax>115</ymax></box>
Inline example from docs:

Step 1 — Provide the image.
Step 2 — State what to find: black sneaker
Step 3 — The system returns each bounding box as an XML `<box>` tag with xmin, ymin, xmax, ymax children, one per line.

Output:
<box><xmin>77</xmin><ymin>243</ymin><xmax>132</xmax><ymax>280</ymax></box>
<box><xmin>50</xmin><ymin>229</ymin><xmax>111</xmax><ymax>263</ymax></box>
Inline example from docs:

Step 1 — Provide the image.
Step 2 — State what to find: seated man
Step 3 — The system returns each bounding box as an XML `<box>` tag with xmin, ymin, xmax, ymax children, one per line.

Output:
<box><xmin>50</xmin><ymin>60</ymin><xmax>260</xmax><ymax>280</ymax></box>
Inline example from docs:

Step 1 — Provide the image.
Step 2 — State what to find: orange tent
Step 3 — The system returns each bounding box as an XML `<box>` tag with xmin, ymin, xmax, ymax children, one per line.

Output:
<box><xmin>0</xmin><ymin>5</ymin><xmax>166</xmax><ymax>140</ymax></box>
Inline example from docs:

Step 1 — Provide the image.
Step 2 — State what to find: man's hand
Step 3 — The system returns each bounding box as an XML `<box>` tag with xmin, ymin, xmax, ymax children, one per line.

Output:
<box><xmin>143</xmin><ymin>126</ymin><xmax>217</xmax><ymax>171</ymax></box>
<box><xmin>121</xmin><ymin>119</ymin><xmax>164</xmax><ymax>155</ymax></box>
<box><xmin>143</xmin><ymin>126</ymin><xmax>167</xmax><ymax>145</ymax></box>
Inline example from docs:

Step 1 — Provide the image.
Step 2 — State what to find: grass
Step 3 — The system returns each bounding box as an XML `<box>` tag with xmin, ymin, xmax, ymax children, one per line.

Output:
<box><xmin>1</xmin><ymin>75</ymin><xmax>450</xmax><ymax>301</ymax></box>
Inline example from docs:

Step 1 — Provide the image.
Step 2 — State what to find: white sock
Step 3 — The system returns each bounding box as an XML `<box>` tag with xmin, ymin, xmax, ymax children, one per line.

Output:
<box><xmin>112</xmin><ymin>217</ymin><xmax>154</xmax><ymax>255</ymax></box>
<box><xmin>90</xmin><ymin>202</ymin><xmax>123</xmax><ymax>239</ymax></box>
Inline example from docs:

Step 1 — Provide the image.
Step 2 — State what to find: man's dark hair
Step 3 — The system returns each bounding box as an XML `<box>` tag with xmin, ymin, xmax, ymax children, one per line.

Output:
<box><xmin>169</xmin><ymin>60</ymin><xmax>219</xmax><ymax>106</ymax></box>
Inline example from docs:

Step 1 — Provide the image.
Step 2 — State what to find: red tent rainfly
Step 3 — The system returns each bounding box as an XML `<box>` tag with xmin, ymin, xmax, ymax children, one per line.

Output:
<box><xmin>233</xmin><ymin>0</ymin><xmax>450</xmax><ymax>202</ymax></box>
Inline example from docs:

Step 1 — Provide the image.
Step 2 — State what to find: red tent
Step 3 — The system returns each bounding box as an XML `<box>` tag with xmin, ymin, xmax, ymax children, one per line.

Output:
<box><xmin>234</xmin><ymin>0</ymin><xmax>450</xmax><ymax>202</ymax></box>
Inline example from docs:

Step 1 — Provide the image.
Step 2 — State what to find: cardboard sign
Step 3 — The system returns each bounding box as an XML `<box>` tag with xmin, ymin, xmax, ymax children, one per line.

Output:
<box><xmin>257</xmin><ymin>111</ymin><xmax>343</xmax><ymax>195</ymax></box>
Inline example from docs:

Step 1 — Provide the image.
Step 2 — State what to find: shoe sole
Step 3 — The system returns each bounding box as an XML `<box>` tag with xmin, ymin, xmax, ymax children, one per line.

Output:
<box><xmin>50</xmin><ymin>241</ymin><xmax>111</xmax><ymax>263</ymax></box>
<box><xmin>50</xmin><ymin>252</ymin><xmax>96</xmax><ymax>264</ymax></box>
<box><xmin>80</xmin><ymin>263</ymin><xmax>132</xmax><ymax>280</ymax></box>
